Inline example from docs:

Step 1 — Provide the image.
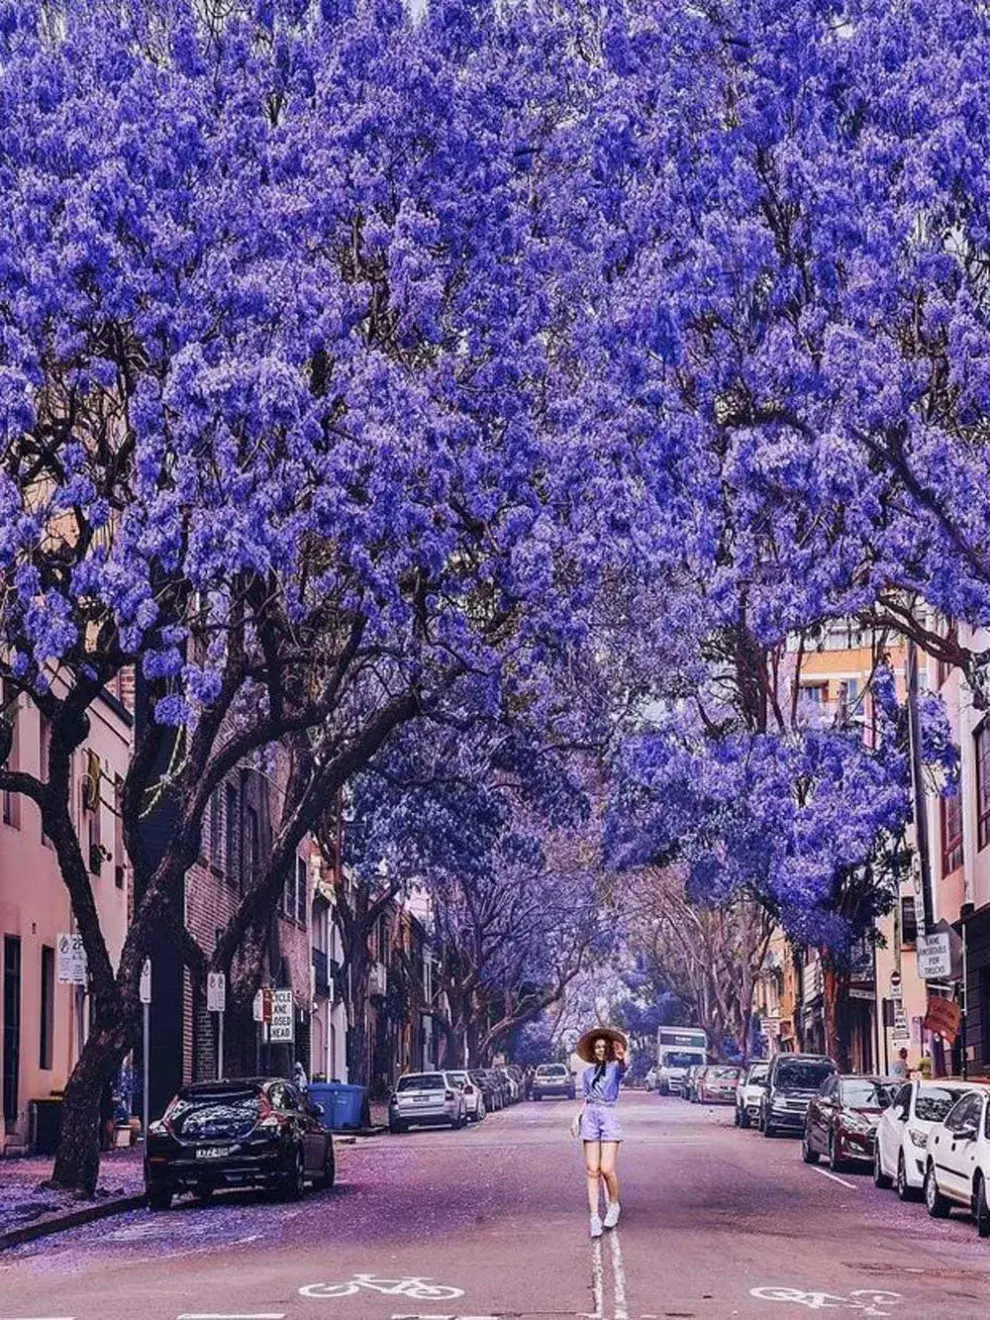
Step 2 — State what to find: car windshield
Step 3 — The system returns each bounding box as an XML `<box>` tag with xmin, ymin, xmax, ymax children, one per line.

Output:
<box><xmin>448</xmin><ymin>1072</ymin><xmax>468</xmax><ymax>1085</ymax></box>
<box><xmin>775</xmin><ymin>1061</ymin><xmax>834</xmax><ymax>1090</ymax></box>
<box><xmin>536</xmin><ymin>1065</ymin><xmax>568</xmax><ymax>1076</ymax></box>
<box><xmin>915</xmin><ymin>1086</ymin><xmax>971</xmax><ymax>1123</ymax></box>
<box><xmin>748</xmin><ymin>1064</ymin><xmax>769</xmax><ymax>1081</ymax></box>
<box><xmin>708</xmin><ymin>1067</ymin><xmax>739</xmax><ymax>1080</ymax></box>
<box><xmin>841</xmin><ymin>1079</ymin><xmax>890</xmax><ymax>1108</ymax></box>
<box><xmin>664</xmin><ymin>1052</ymin><xmax>701</xmax><ymax>1068</ymax></box>
<box><xmin>397</xmin><ymin>1074</ymin><xmax>445</xmax><ymax>1092</ymax></box>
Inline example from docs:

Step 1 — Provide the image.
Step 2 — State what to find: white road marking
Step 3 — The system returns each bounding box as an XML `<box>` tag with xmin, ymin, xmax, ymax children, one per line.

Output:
<box><xmin>590</xmin><ymin>1235</ymin><xmax>604</xmax><ymax>1318</ymax></box>
<box><xmin>0</xmin><ymin>1316</ymin><xmax>76</xmax><ymax>1319</ymax></box>
<box><xmin>609</xmin><ymin>1229</ymin><xmax>629</xmax><ymax>1320</ymax></box>
<box><xmin>177</xmin><ymin>1314</ymin><xmax>285</xmax><ymax>1319</ymax></box>
<box><xmin>810</xmin><ymin>1165</ymin><xmax>856</xmax><ymax>1190</ymax></box>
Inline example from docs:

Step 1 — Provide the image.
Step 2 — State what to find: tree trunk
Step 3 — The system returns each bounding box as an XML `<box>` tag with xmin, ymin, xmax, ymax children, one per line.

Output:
<box><xmin>49</xmin><ymin>1016</ymin><xmax>134</xmax><ymax>1195</ymax></box>
<box><xmin>347</xmin><ymin>953</ymin><xmax>371</xmax><ymax>1087</ymax></box>
<box><xmin>822</xmin><ymin>960</ymin><xmax>851</xmax><ymax>1072</ymax></box>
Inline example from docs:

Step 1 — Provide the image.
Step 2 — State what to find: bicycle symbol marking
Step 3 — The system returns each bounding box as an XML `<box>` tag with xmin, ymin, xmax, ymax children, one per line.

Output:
<box><xmin>300</xmin><ymin>1274</ymin><xmax>465</xmax><ymax>1301</ymax></box>
<box><xmin>750</xmin><ymin>1287</ymin><xmax>904</xmax><ymax>1316</ymax></box>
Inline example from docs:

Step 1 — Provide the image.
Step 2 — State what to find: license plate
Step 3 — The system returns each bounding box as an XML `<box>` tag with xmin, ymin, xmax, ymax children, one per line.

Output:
<box><xmin>196</xmin><ymin>1145</ymin><xmax>233</xmax><ymax>1159</ymax></box>
<box><xmin>414</xmin><ymin>1096</ymin><xmax>433</xmax><ymax>1103</ymax></box>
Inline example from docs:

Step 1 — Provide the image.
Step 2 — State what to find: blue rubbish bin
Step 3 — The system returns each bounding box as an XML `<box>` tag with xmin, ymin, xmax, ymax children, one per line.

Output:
<box><xmin>331</xmin><ymin>1084</ymin><xmax>366</xmax><ymax>1130</ymax></box>
<box><xmin>306</xmin><ymin>1082</ymin><xmax>366</xmax><ymax>1131</ymax></box>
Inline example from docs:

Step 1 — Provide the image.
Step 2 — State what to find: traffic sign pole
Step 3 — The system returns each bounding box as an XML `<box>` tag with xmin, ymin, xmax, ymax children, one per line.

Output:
<box><xmin>140</xmin><ymin>959</ymin><xmax>151</xmax><ymax>1143</ymax></box>
<box><xmin>218</xmin><ymin>1010</ymin><xmax>224</xmax><ymax>1081</ymax></box>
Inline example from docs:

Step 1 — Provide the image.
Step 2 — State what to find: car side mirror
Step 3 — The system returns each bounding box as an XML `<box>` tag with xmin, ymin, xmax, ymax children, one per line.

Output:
<box><xmin>311</xmin><ymin>1103</ymin><xmax>325</xmax><ymax>1119</ymax></box>
<box><xmin>896</xmin><ymin>1107</ymin><xmax>908</xmax><ymax>1122</ymax></box>
<box><xmin>959</xmin><ymin>1125</ymin><xmax>978</xmax><ymax>1142</ymax></box>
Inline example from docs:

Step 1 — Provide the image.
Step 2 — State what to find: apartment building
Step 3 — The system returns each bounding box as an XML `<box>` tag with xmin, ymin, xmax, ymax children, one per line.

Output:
<box><xmin>0</xmin><ymin>681</ymin><xmax>132</xmax><ymax>1154</ymax></box>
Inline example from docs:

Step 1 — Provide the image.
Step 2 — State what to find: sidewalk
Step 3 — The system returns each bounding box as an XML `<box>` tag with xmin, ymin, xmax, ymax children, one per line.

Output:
<box><xmin>0</xmin><ymin>1147</ymin><xmax>146</xmax><ymax>1250</ymax></box>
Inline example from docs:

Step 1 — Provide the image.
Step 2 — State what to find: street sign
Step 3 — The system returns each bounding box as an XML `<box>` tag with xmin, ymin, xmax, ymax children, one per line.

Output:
<box><xmin>139</xmin><ymin>958</ymin><xmax>152</xmax><ymax>1004</ymax></box>
<box><xmin>918</xmin><ymin>932</ymin><xmax>952</xmax><ymax>980</ymax></box>
<box><xmin>57</xmin><ymin>933</ymin><xmax>87</xmax><ymax>985</ymax></box>
<box><xmin>207</xmin><ymin>971</ymin><xmax>226</xmax><ymax>1014</ymax></box>
<box><xmin>892</xmin><ymin>1001</ymin><xmax>910</xmax><ymax>1042</ymax></box>
<box><xmin>889</xmin><ymin>970</ymin><xmax>902</xmax><ymax>1002</ymax></box>
<box><xmin>269</xmin><ymin>988</ymin><xmax>294</xmax><ymax>1043</ymax></box>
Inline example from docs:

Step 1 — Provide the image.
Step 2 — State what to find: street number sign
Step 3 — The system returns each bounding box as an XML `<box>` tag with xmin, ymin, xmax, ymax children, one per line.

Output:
<box><xmin>207</xmin><ymin>971</ymin><xmax>226</xmax><ymax>1014</ymax></box>
<box><xmin>57</xmin><ymin>933</ymin><xmax>87</xmax><ymax>985</ymax></box>
<box><xmin>139</xmin><ymin>958</ymin><xmax>152</xmax><ymax>1004</ymax></box>
<box><xmin>269</xmin><ymin>988</ymin><xmax>294</xmax><ymax>1043</ymax></box>
<box><xmin>917</xmin><ymin>932</ymin><xmax>951</xmax><ymax>981</ymax></box>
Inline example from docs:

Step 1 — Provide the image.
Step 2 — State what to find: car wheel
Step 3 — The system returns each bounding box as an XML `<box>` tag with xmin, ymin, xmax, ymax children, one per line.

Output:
<box><xmin>389</xmin><ymin>1119</ymin><xmax>405</xmax><ymax>1135</ymax></box>
<box><xmin>279</xmin><ymin>1147</ymin><xmax>306</xmax><ymax>1202</ymax></box>
<box><xmin>147</xmin><ymin>1187</ymin><xmax>172</xmax><ymax>1212</ymax></box>
<box><xmin>477</xmin><ymin>1100</ymin><xmax>486</xmax><ymax>1121</ymax></box>
<box><xmin>975</xmin><ymin>1173</ymin><xmax>990</xmax><ymax>1238</ymax></box>
<box><xmin>317</xmin><ymin>1141</ymin><xmax>336</xmax><ymax>1191</ymax></box>
<box><xmin>196</xmin><ymin>1184</ymin><xmax>214</xmax><ymax>1204</ymax></box>
<box><xmin>873</xmin><ymin>1145</ymin><xmax>892</xmax><ymax>1189</ymax></box>
<box><xmin>733</xmin><ymin>1106</ymin><xmax>740</xmax><ymax>1127</ymax></box>
<box><xmin>763</xmin><ymin>1112</ymin><xmax>775</xmax><ymax>1138</ymax></box>
<box><xmin>739</xmin><ymin>1109</ymin><xmax>750</xmax><ymax>1130</ymax></box>
<box><xmin>802</xmin><ymin>1129</ymin><xmax>820</xmax><ymax>1165</ymax></box>
<box><xmin>828</xmin><ymin>1135</ymin><xmax>846</xmax><ymax>1173</ymax></box>
<box><xmin>533</xmin><ymin>1092</ymin><xmax>541</xmax><ymax>1101</ymax></box>
<box><xmin>897</xmin><ymin>1151</ymin><xmax>918</xmax><ymax>1202</ymax></box>
<box><xmin>925</xmin><ymin>1162</ymin><xmax>951</xmax><ymax>1219</ymax></box>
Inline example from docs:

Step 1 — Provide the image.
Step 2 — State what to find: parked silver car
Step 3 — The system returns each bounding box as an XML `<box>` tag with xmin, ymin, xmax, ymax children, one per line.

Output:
<box><xmin>531</xmin><ymin>1063</ymin><xmax>576</xmax><ymax>1101</ymax></box>
<box><xmin>388</xmin><ymin>1072</ymin><xmax>468</xmax><ymax>1134</ymax></box>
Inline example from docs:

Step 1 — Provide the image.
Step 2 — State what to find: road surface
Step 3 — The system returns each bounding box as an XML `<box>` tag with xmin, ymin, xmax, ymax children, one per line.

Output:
<box><xmin>2</xmin><ymin>1092</ymin><xmax>989</xmax><ymax>1318</ymax></box>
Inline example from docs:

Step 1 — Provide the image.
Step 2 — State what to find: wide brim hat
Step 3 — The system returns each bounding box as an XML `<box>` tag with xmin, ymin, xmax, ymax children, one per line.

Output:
<box><xmin>576</xmin><ymin>1026</ymin><xmax>628</xmax><ymax>1064</ymax></box>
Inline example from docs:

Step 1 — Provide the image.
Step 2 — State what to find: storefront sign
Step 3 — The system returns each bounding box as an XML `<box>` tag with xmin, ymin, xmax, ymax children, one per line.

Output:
<box><xmin>923</xmin><ymin>994</ymin><xmax>961</xmax><ymax>1044</ymax></box>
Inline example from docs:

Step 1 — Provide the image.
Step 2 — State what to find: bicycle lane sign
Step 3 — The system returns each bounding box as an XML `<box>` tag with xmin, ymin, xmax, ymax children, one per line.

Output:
<box><xmin>300</xmin><ymin>1274</ymin><xmax>465</xmax><ymax>1303</ymax></box>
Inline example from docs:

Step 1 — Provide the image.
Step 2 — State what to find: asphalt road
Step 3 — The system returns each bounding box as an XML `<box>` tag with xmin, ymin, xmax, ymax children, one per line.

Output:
<box><xmin>2</xmin><ymin>1092</ymin><xmax>990</xmax><ymax>1320</ymax></box>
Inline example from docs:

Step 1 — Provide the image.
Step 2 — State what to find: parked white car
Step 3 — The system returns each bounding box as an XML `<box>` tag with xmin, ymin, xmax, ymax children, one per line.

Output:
<box><xmin>923</xmin><ymin>1084</ymin><xmax>990</xmax><ymax>1235</ymax></box>
<box><xmin>874</xmin><ymin>1079</ymin><xmax>974</xmax><ymax>1200</ymax></box>
<box><xmin>446</xmin><ymin>1070</ymin><xmax>486</xmax><ymax>1122</ymax></box>
<box><xmin>735</xmin><ymin>1061</ymin><xmax>769</xmax><ymax>1129</ymax></box>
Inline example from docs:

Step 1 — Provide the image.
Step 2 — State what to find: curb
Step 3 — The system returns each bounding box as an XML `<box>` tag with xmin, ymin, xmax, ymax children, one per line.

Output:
<box><xmin>0</xmin><ymin>1193</ymin><xmax>146</xmax><ymax>1252</ymax></box>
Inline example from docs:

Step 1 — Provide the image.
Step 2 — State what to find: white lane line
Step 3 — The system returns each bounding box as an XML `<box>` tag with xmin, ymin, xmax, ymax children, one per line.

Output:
<box><xmin>591</xmin><ymin>1234</ymin><xmax>604</xmax><ymax>1318</ymax></box>
<box><xmin>810</xmin><ymin>1165</ymin><xmax>856</xmax><ymax>1190</ymax></box>
<box><xmin>609</xmin><ymin>1229</ymin><xmax>629</xmax><ymax>1320</ymax></box>
<box><xmin>0</xmin><ymin>1316</ymin><xmax>76</xmax><ymax>1319</ymax></box>
<box><xmin>177</xmin><ymin>1314</ymin><xmax>285</xmax><ymax>1319</ymax></box>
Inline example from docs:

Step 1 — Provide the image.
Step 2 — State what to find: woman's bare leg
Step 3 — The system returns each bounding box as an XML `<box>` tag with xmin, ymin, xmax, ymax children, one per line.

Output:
<box><xmin>584</xmin><ymin>1140</ymin><xmax>603</xmax><ymax>1215</ymax></box>
<box><xmin>600</xmin><ymin>1141</ymin><xmax>620</xmax><ymax>1206</ymax></box>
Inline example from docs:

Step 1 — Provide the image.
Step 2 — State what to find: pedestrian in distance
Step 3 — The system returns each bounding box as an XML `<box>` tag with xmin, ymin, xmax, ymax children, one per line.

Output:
<box><xmin>571</xmin><ymin>1027</ymin><xmax>627</xmax><ymax>1238</ymax></box>
<box><xmin>293</xmin><ymin>1059</ymin><xmax>309</xmax><ymax>1090</ymax></box>
<box><xmin>889</xmin><ymin>1047</ymin><xmax>909</xmax><ymax>1081</ymax></box>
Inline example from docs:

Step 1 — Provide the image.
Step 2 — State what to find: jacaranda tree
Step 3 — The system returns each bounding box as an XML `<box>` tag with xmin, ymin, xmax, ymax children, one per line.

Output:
<box><xmin>0</xmin><ymin>0</ymin><xmax>637</xmax><ymax>1190</ymax></box>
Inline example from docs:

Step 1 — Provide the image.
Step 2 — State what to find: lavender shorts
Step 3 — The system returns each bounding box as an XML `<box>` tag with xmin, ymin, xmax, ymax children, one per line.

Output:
<box><xmin>580</xmin><ymin>1102</ymin><xmax>623</xmax><ymax>1143</ymax></box>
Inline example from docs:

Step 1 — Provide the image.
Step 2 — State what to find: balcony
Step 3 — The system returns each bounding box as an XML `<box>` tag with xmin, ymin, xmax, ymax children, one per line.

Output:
<box><xmin>312</xmin><ymin>947</ymin><xmax>330</xmax><ymax>997</ymax></box>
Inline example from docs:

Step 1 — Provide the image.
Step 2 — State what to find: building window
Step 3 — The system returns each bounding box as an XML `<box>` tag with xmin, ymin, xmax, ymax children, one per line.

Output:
<box><xmin>799</xmin><ymin>683</ymin><xmax>827</xmax><ymax>705</ymax></box>
<box><xmin>39</xmin><ymin>716</ymin><xmax>52</xmax><ymax>844</ymax></box>
<box><xmin>82</xmin><ymin>750</ymin><xmax>103</xmax><ymax>875</ymax></box>
<box><xmin>209</xmin><ymin>788</ymin><xmax>222</xmax><ymax>868</ymax></box>
<box><xmin>941</xmin><ymin>791</ymin><xmax>964</xmax><ymax>876</ymax></box>
<box><xmin>296</xmin><ymin>857</ymin><xmax>307</xmax><ymax>926</ymax></box>
<box><xmin>224</xmin><ymin>785</ymin><xmax>239</xmax><ymax>883</ymax></box>
<box><xmin>901</xmin><ymin>896</ymin><xmax>918</xmax><ymax>948</ymax></box>
<box><xmin>39</xmin><ymin>945</ymin><xmax>54</xmax><ymax>1070</ymax></box>
<box><xmin>3</xmin><ymin>935</ymin><xmax>21</xmax><ymax>1124</ymax></box>
<box><xmin>2</xmin><ymin>681</ymin><xmax>20</xmax><ymax>829</ymax></box>
<box><xmin>977</xmin><ymin>722</ymin><xmax>990</xmax><ymax>851</ymax></box>
<box><xmin>244</xmin><ymin>805</ymin><xmax>258</xmax><ymax>886</ymax></box>
<box><xmin>114</xmin><ymin>776</ymin><xmax>125</xmax><ymax>888</ymax></box>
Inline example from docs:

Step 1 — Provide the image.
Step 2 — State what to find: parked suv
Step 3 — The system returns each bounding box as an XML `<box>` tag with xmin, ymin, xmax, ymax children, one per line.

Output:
<box><xmin>760</xmin><ymin>1053</ymin><xmax>837</xmax><ymax>1138</ymax></box>
<box><xmin>388</xmin><ymin>1071</ymin><xmax>467</xmax><ymax>1133</ymax></box>
<box><xmin>531</xmin><ymin>1063</ymin><xmax>576</xmax><ymax>1101</ymax></box>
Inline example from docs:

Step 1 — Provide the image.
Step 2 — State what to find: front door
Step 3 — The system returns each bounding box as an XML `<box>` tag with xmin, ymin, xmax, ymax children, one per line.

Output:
<box><xmin>2</xmin><ymin>935</ymin><xmax>21</xmax><ymax>1133</ymax></box>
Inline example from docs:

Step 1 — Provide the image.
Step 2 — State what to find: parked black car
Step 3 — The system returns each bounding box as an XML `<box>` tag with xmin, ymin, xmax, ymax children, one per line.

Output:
<box><xmin>469</xmin><ymin>1069</ymin><xmax>501</xmax><ymax>1112</ymax></box>
<box><xmin>145</xmin><ymin>1078</ymin><xmax>334</xmax><ymax>1211</ymax></box>
<box><xmin>760</xmin><ymin>1053</ymin><xmax>837</xmax><ymax>1138</ymax></box>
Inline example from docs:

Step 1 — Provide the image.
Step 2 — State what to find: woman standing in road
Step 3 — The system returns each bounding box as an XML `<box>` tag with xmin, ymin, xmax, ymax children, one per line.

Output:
<box><xmin>571</xmin><ymin>1028</ymin><xmax>627</xmax><ymax>1238</ymax></box>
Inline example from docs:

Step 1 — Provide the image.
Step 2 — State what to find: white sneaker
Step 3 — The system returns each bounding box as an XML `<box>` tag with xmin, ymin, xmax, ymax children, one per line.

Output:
<box><xmin>604</xmin><ymin>1200</ymin><xmax>621</xmax><ymax>1229</ymax></box>
<box><xmin>589</xmin><ymin>1213</ymin><xmax>604</xmax><ymax>1238</ymax></box>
